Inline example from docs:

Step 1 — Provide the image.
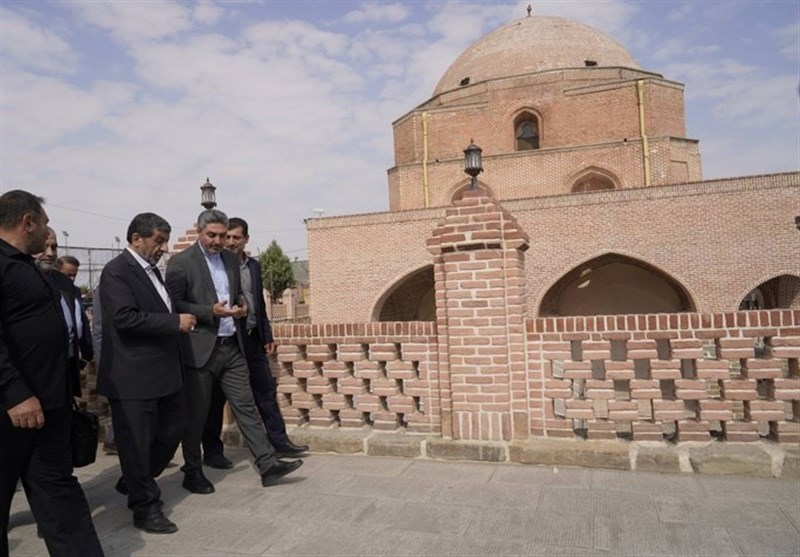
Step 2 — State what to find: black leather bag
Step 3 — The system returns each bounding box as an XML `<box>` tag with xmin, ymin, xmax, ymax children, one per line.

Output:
<box><xmin>71</xmin><ymin>402</ymin><xmax>99</xmax><ymax>468</ymax></box>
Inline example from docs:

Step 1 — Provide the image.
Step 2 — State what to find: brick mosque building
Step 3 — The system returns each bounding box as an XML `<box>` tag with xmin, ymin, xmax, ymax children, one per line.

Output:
<box><xmin>307</xmin><ymin>15</ymin><xmax>799</xmax><ymax>323</ymax></box>
<box><xmin>152</xmin><ymin>14</ymin><xmax>799</xmax><ymax>471</ymax></box>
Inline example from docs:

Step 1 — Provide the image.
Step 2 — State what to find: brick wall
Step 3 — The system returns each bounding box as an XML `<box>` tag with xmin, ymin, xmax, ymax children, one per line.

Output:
<box><xmin>529</xmin><ymin>310</ymin><xmax>800</xmax><ymax>443</ymax></box>
<box><xmin>272</xmin><ymin>322</ymin><xmax>440</xmax><ymax>434</ymax></box>
<box><xmin>309</xmin><ymin>173</ymin><xmax>800</xmax><ymax>322</ymax></box>
<box><xmin>389</xmin><ymin>68</ymin><xmax>698</xmax><ymax>211</ymax></box>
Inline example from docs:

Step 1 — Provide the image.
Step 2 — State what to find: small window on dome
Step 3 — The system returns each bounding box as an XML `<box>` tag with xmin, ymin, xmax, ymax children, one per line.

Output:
<box><xmin>515</xmin><ymin>116</ymin><xmax>539</xmax><ymax>151</ymax></box>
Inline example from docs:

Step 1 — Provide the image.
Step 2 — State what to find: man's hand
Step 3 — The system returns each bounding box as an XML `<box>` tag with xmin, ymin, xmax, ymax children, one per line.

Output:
<box><xmin>178</xmin><ymin>313</ymin><xmax>198</xmax><ymax>333</ymax></box>
<box><xmin>230</xmin><ymin>301</ymin><xmax>248</xmax><ymax>320</ymax></box>
<box><xmin>212</xmin><ymin>300</ymin><xmax>238</xmax><ymax>318</ymax></box>
<box><xmin>7</xmin><ymin>396</ymin><xmax>45</xmax><ymax>429</ymax></box>
<box><xmin>263</xmin><ymin>342</ymin><xmax>275</xmax><ymax>355</ymax></box>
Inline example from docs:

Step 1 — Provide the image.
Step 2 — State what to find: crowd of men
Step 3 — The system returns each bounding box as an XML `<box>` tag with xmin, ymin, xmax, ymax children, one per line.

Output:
<box><xmin>1</xmin><ymin>190</ymin><xmax>308</xmax><ymax>554</ymax></box>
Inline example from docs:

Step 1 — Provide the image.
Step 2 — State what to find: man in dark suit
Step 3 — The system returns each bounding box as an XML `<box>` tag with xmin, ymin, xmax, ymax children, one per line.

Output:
<box><xmin>202</xmin><ymin>217</ymin><xmax>307</xmax><ymax>469</ymax></box>
<box><xmin>0</xmin><ymin>190</ymin><xmax>103</xmax><ymax>556</ymax></box>
<box><xmin>35</xmin><ymin>228</ymin><xmax>94</xmax><ymax>397</ymax></box>
<box><xmin>97</xmin><ymin>212</ymin><xmax>196</xmax><ymax>534</ymax></box>
<box><xmin>165</xmin><ymin>209</ymin><xmax>302</xmax><ymax>493</ymax></box>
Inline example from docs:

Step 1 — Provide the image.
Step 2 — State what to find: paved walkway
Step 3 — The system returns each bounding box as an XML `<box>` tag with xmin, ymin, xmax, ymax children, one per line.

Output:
<box><xmin>8</xmin><ymin>447</ymin><xmax>800</xmax><ymax>556</ymax></box>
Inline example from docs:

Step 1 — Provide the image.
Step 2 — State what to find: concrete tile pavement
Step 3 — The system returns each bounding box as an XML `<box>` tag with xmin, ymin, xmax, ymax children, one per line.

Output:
<box><xmin>7</xmin><ymin>447</ymin><xmax>800</xmax><ymax>556</ymax></box>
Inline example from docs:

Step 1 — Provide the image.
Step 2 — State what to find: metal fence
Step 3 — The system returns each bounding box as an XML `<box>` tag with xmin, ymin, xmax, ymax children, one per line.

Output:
<box><xmin>61</xmin><ymin>246</ymin><xmax>123</xmax><ymax>291</ymax></box>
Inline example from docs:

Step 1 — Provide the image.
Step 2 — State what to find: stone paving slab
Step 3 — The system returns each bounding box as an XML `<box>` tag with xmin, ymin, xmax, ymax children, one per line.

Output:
<box><xmin>6</xmin><ymin>448</ymin><xmax>800</xmax><ymax>556</ymax></box>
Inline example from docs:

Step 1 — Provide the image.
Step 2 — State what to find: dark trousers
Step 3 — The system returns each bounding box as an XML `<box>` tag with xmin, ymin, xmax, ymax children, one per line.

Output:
<box><xmin>109</xmin><ymin>390</ymin><xmax>184</xmax><ymax>518</ymax></box>
<box><xmin>183</xmin><ymin>340</ymin><xmax>277</xmax><ymax>476</ymax></box>
<box><xmin>1</xmin><ymin>406</ymin><xmax>103</xmax><ymax>557</ymax></box>
<box><xmin>202</xmin><ymin>331</ymin><xmax>289</xmax><ymax>457</ymax></box>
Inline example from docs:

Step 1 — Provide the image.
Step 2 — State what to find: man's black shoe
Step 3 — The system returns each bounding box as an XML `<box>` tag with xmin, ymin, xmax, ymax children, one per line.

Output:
<box><xmin>276</xmin><ymin>441</ymin><xmax>309</xmax><ymax>458</ymax></box>
<box><xmin>115</xmin><ymin>477</ymin><xmax>128</xmax><ymax>496</ymax></box>
<box><xmin>261</xmin><ymin>458</ymin><xmax>303</xmax><ymax>486</ymax></box>
<box><xmin>182</xmin><ymin>471</ymin><xmax>215</xmax><ymax>494</ymax></box>
<box><xmin>203</xmin><ymin>453</ymin><xmax>234</xmax><ymax>469</ymax></box>
<box><xmin>133</xmin><ymin>511</ymin><xmax>178</xmax><ymax>534</ymax></box>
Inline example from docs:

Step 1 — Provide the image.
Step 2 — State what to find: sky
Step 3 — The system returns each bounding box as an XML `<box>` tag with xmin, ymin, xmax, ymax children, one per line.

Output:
<box><xmin>1</xmin><ymin>0</ymin><xmax>798</xmax><ymax>260</ymax></box>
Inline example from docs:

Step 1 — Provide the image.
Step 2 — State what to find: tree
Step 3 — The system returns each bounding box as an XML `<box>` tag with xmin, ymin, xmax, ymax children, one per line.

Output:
<box><xmin>258</xmin><ymin>240</ymin><xmax>295</xmax><ymax>301</ymax></box>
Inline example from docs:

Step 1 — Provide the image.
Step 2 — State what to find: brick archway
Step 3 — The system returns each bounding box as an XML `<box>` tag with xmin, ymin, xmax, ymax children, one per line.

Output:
<box><xmin>538</xmin><ymin>253</ymin><xmax>695</xmax><ymax>316</ymax></box>
<box><xmin>372</xmin><ymin>265</ymin><xmax>435</xmax><ymax>322</ymax></box>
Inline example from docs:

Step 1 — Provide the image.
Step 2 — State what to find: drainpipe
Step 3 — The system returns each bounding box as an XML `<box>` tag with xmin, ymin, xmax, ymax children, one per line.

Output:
<box><xmin>636</xmin><ymin>79</ymin><xmax>652</xmax><ymax>186</ymax></box>
<box><xmin>422</xmin><ymin>112</ymin><xmax>430</xmax><ymax>207</ymax></box>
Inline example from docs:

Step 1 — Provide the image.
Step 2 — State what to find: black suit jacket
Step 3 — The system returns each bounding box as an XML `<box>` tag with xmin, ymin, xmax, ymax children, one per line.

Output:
<box><xmin>165</xmin><ymin>243</ymin><xmax>245</xmax><ymax>369</ymax></box>
<box><xmin>48</xmin><ymin>270</ymin><xmax>93</xmax><ymax>396</ymax></box>
<box><xmin>96</xmin><ymin>249</ymin><xmax>182</xmax><ymax>400</ymax></box>
<box><xmin>0</xmin><ymin>239</ymin><xmax>70</xmax><ymax>411</ymax></box>
<box><xmin>245</xmin><ymin>257</ymin><xmax>273</xmax><ymax>345</ymax></box>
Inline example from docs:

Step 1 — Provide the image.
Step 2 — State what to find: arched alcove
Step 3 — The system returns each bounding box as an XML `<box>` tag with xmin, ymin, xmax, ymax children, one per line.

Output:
<box><xmin>538</xmin><ymin>254</ymin><xmax>694</xmax><ymax>316</ymax></box>
<box><xmin>739</xmin><ymin>274</ymin><xmax>800</xmax><ymax>310</ymax></box>
<box><xmin>569</xmin><ymin>167</ymin><xmax>619</xmax><ymax>193</ymax></box>
<box><xmin>449</xmin><ymin>180</ymin><xmax>494</xmax><ymax>204</ymax></box>
<box><xmin>374</xmin><ymin>265</ymin><xmax>435</xmax><ymax>322</ymax></box>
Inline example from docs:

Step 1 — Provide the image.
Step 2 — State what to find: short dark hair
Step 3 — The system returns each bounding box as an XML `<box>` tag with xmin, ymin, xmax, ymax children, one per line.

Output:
<box><xmin>228</xmin><ymin>217</ymin><xmax>249</xmax><ymax>237</ymax></box>
<box><xmin>56</xmin><ymin>255</ymin><xmax>80</xmax><ymax>269</ymax></box>
<box><xmin>126</xmin><ymin>213</ymin><xmax>171</xmax><ymax>243</ymax></box>
<box><xmin>197</xmin><ymin>209</ymin><xmax>228</xmax><ymax>230</ymax></box>
<box><xmin>0</xmin><ymin>190</ymin><xmax>44</xmax><ymax>230</ymax></box>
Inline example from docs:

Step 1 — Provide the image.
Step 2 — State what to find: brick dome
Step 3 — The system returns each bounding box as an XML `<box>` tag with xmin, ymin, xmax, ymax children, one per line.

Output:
<box><xmin>433</xmin><ymin>16</ymin><xmax>640</xmax><ymax>96</ymax></box>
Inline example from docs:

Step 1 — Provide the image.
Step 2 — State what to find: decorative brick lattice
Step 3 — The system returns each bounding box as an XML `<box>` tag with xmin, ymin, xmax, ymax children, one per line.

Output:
<box><xmin>530</xmin><ymin>310</ymin><xmax>800</xmax><ymax>443</ymax></box>
<box><xmin>273</xmin><ymin>322</ymin><xmax>440</xmax><ymax>434</ymax></box>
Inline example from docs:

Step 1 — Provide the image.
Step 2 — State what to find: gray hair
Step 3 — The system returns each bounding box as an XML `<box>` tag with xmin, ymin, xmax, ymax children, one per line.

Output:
<box><xmin>197</xmin><ymin>209</ymin><xmax>228</xmax><ymax>230</ymax></box>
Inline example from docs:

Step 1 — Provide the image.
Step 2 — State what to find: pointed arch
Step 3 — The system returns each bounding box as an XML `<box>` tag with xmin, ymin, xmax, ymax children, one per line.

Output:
<box><xmin>737</xmin><ymin>273</ymin><xmax>800</xmax><ymax>310</ymax></box>
<box><xmin>446</xmin><ymin>178</ymin><xmax>495</xmax><ymax>205</ymax></box>
<box><xmin>537</xmin><ymin>253</ymin><xmax>696</xmax><ymax>317</ymax></box>
<box><xmin>568</xmin><ymin>166</ymin><xmax>620</xmax><ymax>193</ymax></box>
<box><xmin>511</xmin><ymin>108</ymin><xmax>542</xmax><ymax>151</ymax></box>
<box><xmin>372</xmin><ymin>264</ymin><xmax>435</xmax><ymax>322</ymax></box>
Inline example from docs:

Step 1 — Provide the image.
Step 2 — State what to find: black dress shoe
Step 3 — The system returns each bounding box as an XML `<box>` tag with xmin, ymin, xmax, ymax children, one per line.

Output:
<box><xmin>115</xmin><ymin>477</ymin><xmax>128</xmax><ymax>496</ymax></box>
<box><xmin>203</xmin><ymin>453</ymin><xmax>234</xmax><ymax>469</ymax></box>
<box><xmin>182</xmin><ymin>471</ymin><xmax>215</xmax><ymax>494</ymax></box>
<box><xmin>261</xmin><ymin>458</ymin><xmax>303</xmax><ymax>486</ymax></box>
<box><xmin>133</xmin><ymin>511</ymin><xmax>178</xmax><ymax>534</ymax></box>
<box><xmin>276</xmin><ymin>441</ymin><xmax>309</xmax><ymax>458</ymax></box>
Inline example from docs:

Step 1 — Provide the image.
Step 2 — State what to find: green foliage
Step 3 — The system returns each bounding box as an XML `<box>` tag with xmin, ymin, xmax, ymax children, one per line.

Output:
<box><xmin>258</xmin><ymin>240</ymin><xmax>295</xmax><ymax>300</ymax></box>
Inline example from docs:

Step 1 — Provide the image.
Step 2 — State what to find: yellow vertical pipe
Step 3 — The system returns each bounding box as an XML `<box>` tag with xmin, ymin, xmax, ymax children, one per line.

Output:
<box><xmin>422</xmin><ymin>112</ymin><xmax>430</xmax><ymax>207</ymax></box>
<box><xmin>637</xmin><ymin>79</ymin><xmax>652</xmax><ymax>186</ymax></box>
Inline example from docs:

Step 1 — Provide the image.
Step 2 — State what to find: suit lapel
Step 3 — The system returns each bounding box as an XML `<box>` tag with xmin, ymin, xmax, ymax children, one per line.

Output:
<box><xmin>123</xmin><ymin>250</ymin><xmax>170</xmax><ymax>312</ymax></box>
<box><xmin>190</xmin><ymin>244</ymin><xmax>217</xmax><ymax>301</ymax></box>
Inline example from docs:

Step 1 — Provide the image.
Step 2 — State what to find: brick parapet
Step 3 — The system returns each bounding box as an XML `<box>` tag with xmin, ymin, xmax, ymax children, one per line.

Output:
<box><xmin>272</xmin><ymin>321</ymin><xmax>441</xmax><ymax>433</ymax></box>
<box><xmin>528</xmin><ymin>309</ymin><xmax>800</xmax><ymax>444</ymax></box>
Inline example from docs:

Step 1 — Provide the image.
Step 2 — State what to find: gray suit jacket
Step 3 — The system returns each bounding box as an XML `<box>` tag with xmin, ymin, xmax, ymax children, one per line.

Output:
<box><xmin>165</xmin><ymin>243</ymin><xmax>245</xmax><ymax>368</ymax></box>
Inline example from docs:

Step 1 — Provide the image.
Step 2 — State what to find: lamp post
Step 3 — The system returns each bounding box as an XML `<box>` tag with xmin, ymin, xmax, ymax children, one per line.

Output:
<box><xmin>200</xmin><ymin>177</ymin><xmax>217</xmax><ymax>209</ymax></box>
<box><xmin>62</xmin><ymin>230</ymin><xmax>70</xmax><ymax>253</ymax></box>
<box><xmin>114</xmin><ymin>236</ymin><xmax>121</xmax><ymax>253</ymax></box>
<box><xmin>463</xmin><ymin>140</ymin><xmax>483</xmax><ymax>190</ymax></box>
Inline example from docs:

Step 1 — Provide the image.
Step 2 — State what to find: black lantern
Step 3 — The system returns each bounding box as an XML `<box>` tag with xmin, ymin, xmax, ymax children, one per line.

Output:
<box><xmin>200</xmin><ymin>177</ymin><xmax>217</xmax><ymax>210</ymax></box>
<box><xmin>463</xmin><ymin>140</ymin><xmax>483</xmax><ymax>190</ymax></box>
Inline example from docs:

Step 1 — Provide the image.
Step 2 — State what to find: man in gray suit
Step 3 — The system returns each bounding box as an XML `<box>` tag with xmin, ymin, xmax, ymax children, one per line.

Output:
<box><xmin>165</xmin><ymin>209</ymin><xmax>302</xmax><ymax>493</ymax></box>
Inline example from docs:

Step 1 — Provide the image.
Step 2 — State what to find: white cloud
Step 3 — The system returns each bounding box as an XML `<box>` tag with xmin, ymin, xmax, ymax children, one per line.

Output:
<box><xmin>341</xmin><ymin>2</ymin><xmax>410</xmax><ymax>24</ymax></box>
<box><xmin>0</xmin><ymin>7</ymin><xmax>76</xmax><ymax>73</ymax></box>
<box><xmin>69</xmin><ymin>0</ymin><xmax>194</xmax><ymax>44</ymax></box>
<box><xmin>192</xmin><ymin>0</ymin><xmax>224</xmax><ymax>26</ymax></box>
<box><xmin>772</xmin><ymin>22</ymin><xmax>800</xmax><ymax>60</ymax></box>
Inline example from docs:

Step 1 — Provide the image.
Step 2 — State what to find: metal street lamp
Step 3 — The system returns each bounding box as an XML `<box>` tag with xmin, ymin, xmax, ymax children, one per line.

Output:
<box><xmin>463</xmin><ymin>140</ymin><xmax>483</xmax><ymax>190</ymax></box>
<box><xmin>62</xmin><ymin>230</ymin><xmax>69</xmax><ymax>253</ymax></box>
<box><xmin>200</xmin><ymin>177</ymin><xmax>217</xmax><ymax>209</ymax></box>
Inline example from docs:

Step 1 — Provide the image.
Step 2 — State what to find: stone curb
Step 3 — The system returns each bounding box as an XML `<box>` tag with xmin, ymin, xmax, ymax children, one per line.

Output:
<box><xmin>223</xmin><ymin>426</ymin><xmax>800</xmax><ymax>478</ymax></box>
